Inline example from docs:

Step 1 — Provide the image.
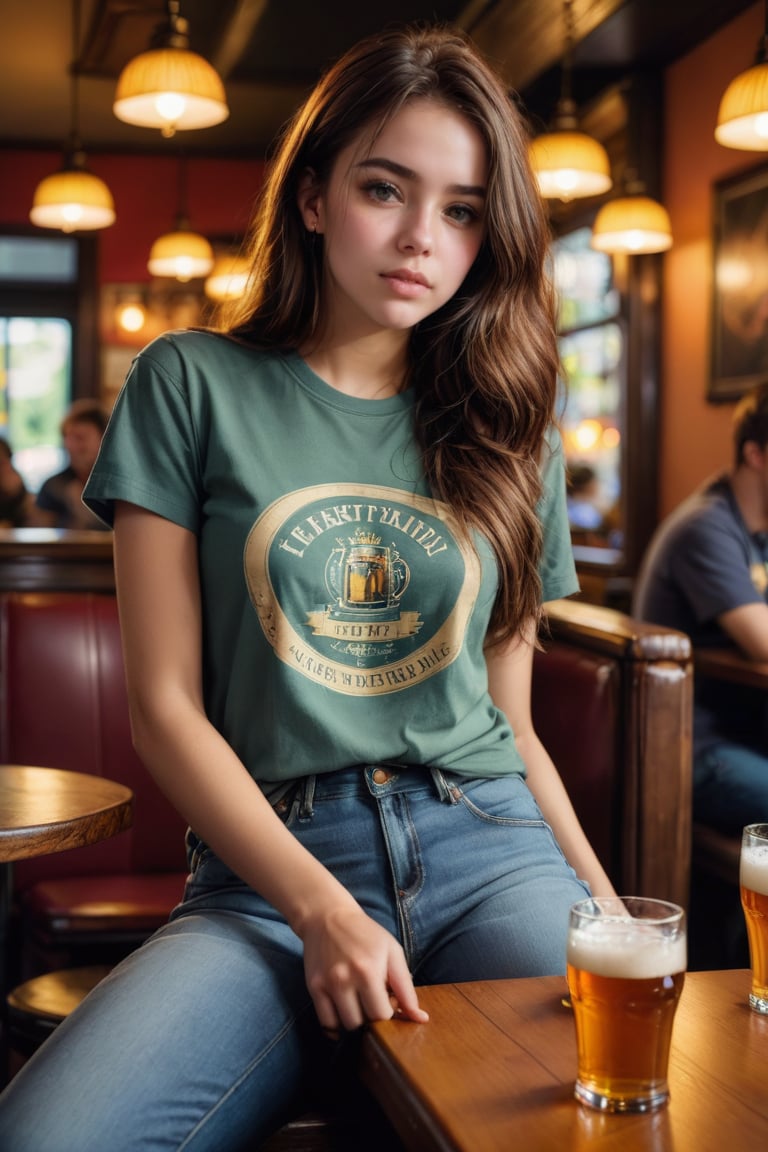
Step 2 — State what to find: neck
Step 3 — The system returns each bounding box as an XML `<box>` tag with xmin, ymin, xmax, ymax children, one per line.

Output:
<box><xmin>730</xmin><ymin>467</ymin><xmax>768</xmax><ymax>533</ymax></box>
<box><xmin>300</xmin><ymin>329</ymin><xmax>410</xmax><ymax>400</ymax></box>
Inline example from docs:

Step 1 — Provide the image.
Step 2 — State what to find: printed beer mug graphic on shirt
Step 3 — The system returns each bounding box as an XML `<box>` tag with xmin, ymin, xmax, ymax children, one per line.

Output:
<box><xmin>330</xmin><ymin>532</ymin><xmax>409</xmax><ymax>612</ymax></box>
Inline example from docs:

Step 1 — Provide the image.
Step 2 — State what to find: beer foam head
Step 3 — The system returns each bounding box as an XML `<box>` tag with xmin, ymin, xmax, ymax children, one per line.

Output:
<box><xmin>741</xmin><ymin>842</ymin><xmax>768</xmax><ymax>896</ymax></box>
<box><xmin>568</xmin><ymin>919</ymin><xmax>687</xmax><ymax>979</ymax></box>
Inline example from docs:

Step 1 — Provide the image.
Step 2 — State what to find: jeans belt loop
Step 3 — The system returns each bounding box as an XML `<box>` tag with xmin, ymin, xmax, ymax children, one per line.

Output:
<box><xmin>430</xmin><ymin>765</ymin><xmax>460</xmax><ymax>804</ymax></box>
<box><xmin>298</xmin><ymin>774</ymin><xmax>317</xmax><ymax>820</ymax></box>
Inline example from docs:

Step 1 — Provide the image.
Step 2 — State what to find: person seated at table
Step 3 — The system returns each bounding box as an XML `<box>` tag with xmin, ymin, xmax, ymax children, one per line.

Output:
<box><xmin>31</xmin><ymin>399</ymin><xmax>110</xmax><ymax>531</ymax></box>
<box><xmin>0</xmin><ymin>24</ymin><xmax>614</xmax><ymax>1152</ymax></box>
<box><xmin>0</xmin><ymin>438</ymin><xmax>34</xmax><ymax>527</ymax></box>
<box><xmin>566</xmin><ymin>463</ymin><xmax>604</xmax><ymax>533</ymax></box>
<box><xmin>633</xmin><ymin>383</ymin><xmax>768</xmax><ymax>834</ymax></box>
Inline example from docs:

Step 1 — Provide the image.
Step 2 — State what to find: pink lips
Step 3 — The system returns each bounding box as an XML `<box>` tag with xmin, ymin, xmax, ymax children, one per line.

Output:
<box><xmin>381</xmin><ymin>268</ymin><xmax>431</xmax><ymax>297</ymax></box>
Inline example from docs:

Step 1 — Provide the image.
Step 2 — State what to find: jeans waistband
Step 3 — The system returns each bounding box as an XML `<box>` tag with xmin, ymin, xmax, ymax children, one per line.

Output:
<box><xmin>289</xmin><ymin>763</ymin><xmax>461</xmax><ymax>819</ymax></box>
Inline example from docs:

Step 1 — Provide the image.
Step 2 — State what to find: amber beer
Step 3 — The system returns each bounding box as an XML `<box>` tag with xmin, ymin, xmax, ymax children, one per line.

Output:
<box><xmin>566</xmin><ymin>897</ymin><xmax>686</xmax><ymax>1113</ymax></box>
<box><xmin>740</xmin><ymin>824</ymin><xmax>768</xmax><ymax>1015</ymax></box>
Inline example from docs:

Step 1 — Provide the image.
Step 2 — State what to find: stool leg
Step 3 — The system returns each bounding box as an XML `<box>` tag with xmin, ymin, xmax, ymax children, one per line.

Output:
<box><xmin>0</xmin><ymin>862</ymin><xmax>14</xmax><ymax>1086</ymax></box>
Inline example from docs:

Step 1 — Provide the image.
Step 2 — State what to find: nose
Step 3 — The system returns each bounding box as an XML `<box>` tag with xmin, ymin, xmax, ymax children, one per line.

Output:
<box><xmin>398</xmin><ymin>206</ymin><xmax>433</xmax><ymax>255</ymax></box>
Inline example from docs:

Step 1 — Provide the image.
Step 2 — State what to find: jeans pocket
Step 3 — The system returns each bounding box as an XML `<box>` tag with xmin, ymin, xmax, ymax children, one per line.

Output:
<box><xmin>451</xmin><ymin>773</ymin><xmax>546</xmax><ymax>826</ymax></box>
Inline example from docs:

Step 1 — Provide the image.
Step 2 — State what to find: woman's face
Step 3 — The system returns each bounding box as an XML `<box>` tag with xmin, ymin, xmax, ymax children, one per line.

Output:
<box><xmin>301</xmin><ymin>98</ymin><xmax>488</xmax><ymax>342</ymax></box>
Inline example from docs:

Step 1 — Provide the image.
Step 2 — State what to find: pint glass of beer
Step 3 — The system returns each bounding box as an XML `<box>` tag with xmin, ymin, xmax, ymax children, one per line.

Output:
<box><xmin>740</xmin><ymin>823</ymin><xmax>768</xmax><ymax>1014</ymax></box>
<box><xmin>567</xmin><ymin>897</ymin><xmax>686</xmax><ymax>1113</ymax></box>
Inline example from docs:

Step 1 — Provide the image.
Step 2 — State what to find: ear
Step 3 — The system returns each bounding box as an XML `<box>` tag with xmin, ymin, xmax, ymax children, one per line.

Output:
<box><xmin>297</xmin><ymin>168</ymin><xmax>324</xmax><ymax>235</ymax></box>
<box><xmin>742</xmin><ymin>440</ymin><xmax>767</xmax><ymax>471</ymax></box>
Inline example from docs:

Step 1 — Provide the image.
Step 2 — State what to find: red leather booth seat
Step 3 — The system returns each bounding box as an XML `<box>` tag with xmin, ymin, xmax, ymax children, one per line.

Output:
<box><xmin>0</xmin><ymin>592</ymin><xmax>188</xmax><ymax>972</ymax></box>
<box><xmin>532</xmin><ymin>644</ymin><xmax>619</xmax><ymax>876</ymax></box>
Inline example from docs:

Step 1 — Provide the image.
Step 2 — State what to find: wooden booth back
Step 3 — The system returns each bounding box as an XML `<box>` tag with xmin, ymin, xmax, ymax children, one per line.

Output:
<box><xmin>534</xmin><ymin>599</ymin><xmax>693</xmax><ymax>908</ymax></box>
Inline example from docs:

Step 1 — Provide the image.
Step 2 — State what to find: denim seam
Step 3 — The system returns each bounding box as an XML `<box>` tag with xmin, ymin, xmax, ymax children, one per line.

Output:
<box><xmin>176</xmin><ymin>1005</ymin><xmax>310</xmax><ymax>1151</ymax></box>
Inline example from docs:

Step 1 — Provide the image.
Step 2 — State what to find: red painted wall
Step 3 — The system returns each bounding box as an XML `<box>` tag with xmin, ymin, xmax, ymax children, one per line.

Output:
<box><xmin>0</xmin><ymin>149</ymin><xmax>264</xmax><ymax>284</ymax></box>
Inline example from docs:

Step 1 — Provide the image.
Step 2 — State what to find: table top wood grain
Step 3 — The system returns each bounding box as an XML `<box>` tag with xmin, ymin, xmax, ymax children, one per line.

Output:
<box><xmin>0</xmin><ymin>765</ymin><xmax>133</xmax><ymax>862</ymax></box>
<box><xmin>361</xmin><ymin>969</ymin><xmax>767</xmax><ymax>1152</ymax></box>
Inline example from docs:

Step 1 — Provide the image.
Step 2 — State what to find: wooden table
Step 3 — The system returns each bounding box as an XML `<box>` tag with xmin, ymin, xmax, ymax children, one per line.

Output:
<box><xmin>0</xmin><ymin>764</ymin><xmax>132</xmax><ymax>863</ymax></box>
<box><xmin>361</xmin><ymin>969</ymin><xmax>767</xmax><ymax>1152</ymax></box>
<box><xmin>0</xmin><ymin>764</ymin><xmax>133</xmax><ymax>1078</ymax></box>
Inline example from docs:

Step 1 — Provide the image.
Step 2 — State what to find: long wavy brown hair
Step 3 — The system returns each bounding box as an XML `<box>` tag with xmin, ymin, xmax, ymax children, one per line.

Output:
<box><xmin>218</xmin><ymin>24</ymin><xmax>560</xmax><ymax>645</ymax></box>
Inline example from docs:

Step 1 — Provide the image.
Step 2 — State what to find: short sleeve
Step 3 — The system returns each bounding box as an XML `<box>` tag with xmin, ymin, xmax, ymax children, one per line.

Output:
<box><xmin>668</xmin><ymin>506</ymin><xmax>763</xmax><ymax>621</ymax></box>
<box><xmin>537</xmin><ymin>427</ymin><xmax>579</xmax><ymax>602</ymax></box>
<box><xmin>83</xmin><ymin>335</ymin><xmax>203</xmax><ymax>532</ymax></box>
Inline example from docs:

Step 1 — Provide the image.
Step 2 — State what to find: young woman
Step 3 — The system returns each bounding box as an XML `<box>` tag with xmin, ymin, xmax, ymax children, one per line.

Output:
<box><xmin>0</xmin><ymin>24</ymin><xmax>614</xmax><ymax>1151</ymax></box>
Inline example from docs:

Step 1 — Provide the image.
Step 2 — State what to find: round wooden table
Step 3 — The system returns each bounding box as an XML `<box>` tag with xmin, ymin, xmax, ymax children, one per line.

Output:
<box><xmin>0</xmin><ymin>764</ymin><xmax>133</xmax><ymax>862</ymax></box>
<box><xmin>0</xmin><ymin>764</ymin><xmax>133</xmax><ymax>1080</ymax></box>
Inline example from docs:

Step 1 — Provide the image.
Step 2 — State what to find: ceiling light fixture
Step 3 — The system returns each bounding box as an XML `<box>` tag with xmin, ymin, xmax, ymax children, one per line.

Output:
<box><xmin>30</xmin><ymin>0</ymin><xmax>115</xmax><ymax>232</ymax></box>
<box><xmin>204</xmin><ymin>252</ymin><xmax>250</xmax><ymax>301</ymax></box>
<box><xmin>148</xmin><ymin>156</ymin><xmax>214</xmax><ymax>281</ymax></box>
<box><xmin>528</xmin><ymin>0</ymin><xmax>612</xmax><ymax>201</ymax></box>
<box><xmin>715</xmin><ymin>0</ymin><xmax>768</xmax><ymax>150</ymax></box>
<box><xmin>591</xmin><ymin>173</ymin><xmax>673</xmax><ymax>255</ymax></box>
<box><xmin>113</xmin><ymin>0</ymin><xmax>229</xmax><ymax>137</ymax></box>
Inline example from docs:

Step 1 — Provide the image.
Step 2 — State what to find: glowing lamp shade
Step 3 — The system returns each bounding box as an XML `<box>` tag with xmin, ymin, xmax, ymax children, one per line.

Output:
<box><xmin>715</xmin><ymin>62</ymin><xmax>768</xmax><ymax>150</ymax></box>
<box><xmin>114</xmin><ymin>47</ymin><xmax>229</xmax><ymax>137</ymax></box>
<box><xmin>30</xmin><ymin>167</ymin><xmax>116</xmax><ymax>232</ymax></box>
<box><xmin>591</xmin><ymin>196</ymin><xmax>673</xmax><ymax>255</ymax></box>
<box><xmin>529</xmin><ymin>130</ymin><xmax>612</xmax><ymax>201</ymax></box>
<box><xmin>204</xmin><ymin>254</ymin><xmax>250</xmax><ymax>301</ymax></box>
<box><xmin>148</xmin><ymin>230</ymin><xmax>214</xmax><ymax>281</ymax></box>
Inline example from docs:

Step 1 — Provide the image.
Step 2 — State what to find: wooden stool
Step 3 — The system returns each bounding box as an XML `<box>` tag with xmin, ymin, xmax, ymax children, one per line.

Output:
<box><xmin>6</xmin><ymin>965</ymin><xmax>111</xmax><ymax>1057</ymax></box>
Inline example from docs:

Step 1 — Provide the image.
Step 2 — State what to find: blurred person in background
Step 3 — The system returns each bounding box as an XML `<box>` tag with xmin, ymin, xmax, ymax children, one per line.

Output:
<box><xmin>0</xmin><ymin>438</ymin><xmax>34</xmax><ymax>527</ymax></box>
<box><xmin>634</xmin><ymin>383</ymin><xmax>768</xmax><ymax>833</ymax></box>
<box><xmin>32</xmin><ymin>399</ymin><xmax>110</xmax><ymax>530</ymax></box>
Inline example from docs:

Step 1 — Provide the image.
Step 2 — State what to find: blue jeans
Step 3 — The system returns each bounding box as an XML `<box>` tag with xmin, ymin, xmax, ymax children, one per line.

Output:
<box><xmin>694</xmin><ymin>741</ymin><xmax>768</xmax><ymax>834</ymax></box>
<box><xmin>0</xmin><ymin>765</ymin><xmax>589</xmax><ymax>1152</ymax></box>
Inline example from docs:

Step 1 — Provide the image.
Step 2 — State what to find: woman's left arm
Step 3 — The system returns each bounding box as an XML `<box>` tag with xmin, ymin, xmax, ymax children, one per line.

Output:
<box><xmin>485</xmin><ymin>619</ymin><xmax>616</xmax><ymax>897</ymax></box>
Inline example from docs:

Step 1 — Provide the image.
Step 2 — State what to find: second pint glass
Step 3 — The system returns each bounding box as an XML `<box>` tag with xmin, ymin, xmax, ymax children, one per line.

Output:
<box><xmin>567</xmin><ymin>897</ymin><xmax>686</xmax><ymax>1113</ymax></box>
<box><xmin>740</xmin><ymin>823</ymin><xmax>768</xmax><ymax>1014</ymax></box>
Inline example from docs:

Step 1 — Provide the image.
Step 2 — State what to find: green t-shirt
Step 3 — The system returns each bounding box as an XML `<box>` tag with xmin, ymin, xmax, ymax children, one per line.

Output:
<box><xmin>84</xmin><ymin>331</ymin><xmax>577</xmax><ymax>789</ymax></box>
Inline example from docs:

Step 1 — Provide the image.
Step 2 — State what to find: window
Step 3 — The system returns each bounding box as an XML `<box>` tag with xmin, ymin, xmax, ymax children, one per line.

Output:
<box><xmin>0</xmin><ymin>316</ymin><xmax>72</xmax><ymax>491</ymax></box>
<box><xmin>552</xmin><ymin>227</ymin><xmax>624</xmax><ymax>551</ymax></box>
<box><xmin>0</xmin><ymin>232</ymin><xmax>96</xmax><ymax>494</ymax></box>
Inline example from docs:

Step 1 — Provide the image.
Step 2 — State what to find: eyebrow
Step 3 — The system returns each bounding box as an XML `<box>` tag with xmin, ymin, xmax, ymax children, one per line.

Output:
<box><xmin>354</xmin><ymin>156</ymin><xmax>486</xmax><ymax>199</ymax></box>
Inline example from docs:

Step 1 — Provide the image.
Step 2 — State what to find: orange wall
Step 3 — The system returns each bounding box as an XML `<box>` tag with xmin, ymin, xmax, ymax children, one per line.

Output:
<box><xmin>661</xmin><ymin>1</ymin><xmax>764</xmax><ymax>518</ymax></box>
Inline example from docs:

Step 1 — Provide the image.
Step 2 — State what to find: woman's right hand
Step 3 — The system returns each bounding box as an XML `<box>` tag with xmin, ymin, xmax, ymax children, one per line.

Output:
<box><xmin>298</xmin><ymin>901</ymin><xmax>429</xmax><ymax>1033</ymax></box>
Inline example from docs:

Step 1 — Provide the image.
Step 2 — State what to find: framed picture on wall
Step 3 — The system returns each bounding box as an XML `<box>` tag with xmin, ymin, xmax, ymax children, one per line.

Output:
<box><xmin>710</xmin><ymin>163</ymin><xmax>768</xmax><ymax>401</ymax></box>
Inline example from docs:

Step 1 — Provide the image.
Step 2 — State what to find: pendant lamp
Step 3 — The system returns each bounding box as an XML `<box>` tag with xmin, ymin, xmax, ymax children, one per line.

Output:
<box><xmin>715</xmin><ymin>1</ymin><xmax>768</xmax><ymax>150</ymax></box>
<box><xmin>204</xmin><ymin>252</ymin><xmax>250</xmax><ymax>301</ymax></box>
<box><xmin>529</xmin><ymin>0</ymin><xmax>612</xmax><ymax>201</ymax></box>
<box><xmin>148</xmin><ymin>157</ymin><xmax>213</xmax><ymax>282</ymax></box>
<box><xmin>591</xmin><ymin>174</ymin><xmax>672</xmax><ymax>256</ymax></box>
<box><xmin>114</xmin><ymin>0</ymin><xmax>228</xmax><ymax>138</ymax></box>
<box><xmin>30</xmin><ymin>0</ymin><xmax>115</xmax><ymax>233</ymax></box>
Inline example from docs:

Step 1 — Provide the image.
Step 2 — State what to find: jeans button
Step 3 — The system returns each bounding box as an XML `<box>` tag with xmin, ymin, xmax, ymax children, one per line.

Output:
<box><xmin>372</xmin><ymin>768</ymin><xmax>391</xmax><ymax>785</ymax></box>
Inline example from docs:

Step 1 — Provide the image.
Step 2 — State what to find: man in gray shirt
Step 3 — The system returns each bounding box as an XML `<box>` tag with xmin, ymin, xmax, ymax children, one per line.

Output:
<box><xmin>634</xmin><ymin>384</ymin><xmax>768</xmax><ymax>834</ymax></box>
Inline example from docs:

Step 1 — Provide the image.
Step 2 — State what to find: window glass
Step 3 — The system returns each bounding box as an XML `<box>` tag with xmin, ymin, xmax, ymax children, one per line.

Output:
<box><xmin>552</xmin><ymin>227</ymin><xmax>624</xmax><ymax>551</ymax></box>
<box><xmin>0</xmin><ymin>236</ymin><xmax>78</xmax><ymax>283</ymax></box>
<box><xmin>0</xmin><ymin>317</ymin><xmax>71</xmax><ymax>491</ymax></box>
<box><xmin>552</xmin><ymin>227</ymin><xmax>619</xmax><ymax>331</ymax></box>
